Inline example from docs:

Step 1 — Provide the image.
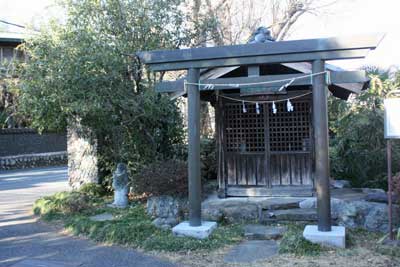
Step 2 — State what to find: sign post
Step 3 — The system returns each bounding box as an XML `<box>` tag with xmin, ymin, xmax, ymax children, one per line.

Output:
<box><xmin>384</xmin><ymin>95</ymin><xmax>400</xmax><ymax>240</ymax></box>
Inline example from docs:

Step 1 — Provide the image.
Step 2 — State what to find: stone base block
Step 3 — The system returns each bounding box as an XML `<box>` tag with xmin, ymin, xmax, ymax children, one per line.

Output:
<box><xmin>172</xmin><ymin>221</ymin><xmax>217</xmax><ymax>239</ymax></box>
<box><xmin>303</xmin><ymin>225</ymin><xmax>346</xmax><ymax>248</ymax></box>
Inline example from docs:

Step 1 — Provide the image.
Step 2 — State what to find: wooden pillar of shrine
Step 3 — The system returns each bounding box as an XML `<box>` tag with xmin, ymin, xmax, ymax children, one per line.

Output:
<box><xmin>312</xmin><ymin>59</ymin><xmax>332</xmax><ymax>231</ymax></box>
<box><xmin>187</xmin><ymin>68</ymin><xmax>202</xmax><ymax>226</ymax></box>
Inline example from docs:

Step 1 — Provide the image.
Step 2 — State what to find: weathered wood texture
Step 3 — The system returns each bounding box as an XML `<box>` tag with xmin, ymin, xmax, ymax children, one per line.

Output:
<box><xmin>219</xmin><ymin>94</ymin><xmax>313</xmax><ymax>196</ymax></box>
<box><xmin>187</xmin><ymin>68</ymin><xmax>201</xmax><ymax>226</ymax></box>
<box><xmin>216</xmin><ymin>92</ymin><xmax>226</xmax><ymax>197</ymax></box>
<box><xmin>312</xmin><ymin>59</ymin><xmax>331</xmax><ymax>231</ymax></box>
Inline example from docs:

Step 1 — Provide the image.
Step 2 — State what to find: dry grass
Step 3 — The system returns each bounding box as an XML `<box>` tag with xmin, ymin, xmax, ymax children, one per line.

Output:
<box><xmin>153</xmin><ymin>245</ymin><xmax>399</xmax><ymax>267</ymax></box>
<box><xmin>150</xmin><ymin>228</ymin><xmax>400</xmax><ymax>267</ymax></box>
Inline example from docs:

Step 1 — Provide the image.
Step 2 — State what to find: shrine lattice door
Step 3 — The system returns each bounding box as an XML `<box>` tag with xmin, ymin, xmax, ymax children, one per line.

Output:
<box><xmin>222</xmin><ymin>97</ymin><xmax>314</xmax><ymax>191</ymax></box>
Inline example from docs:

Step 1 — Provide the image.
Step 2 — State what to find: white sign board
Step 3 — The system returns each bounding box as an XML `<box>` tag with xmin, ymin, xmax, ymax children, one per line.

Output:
<box><xmin>384</xmin><ymin>98</ymin><xmax>400</xmax><ymax>139</ymax></box>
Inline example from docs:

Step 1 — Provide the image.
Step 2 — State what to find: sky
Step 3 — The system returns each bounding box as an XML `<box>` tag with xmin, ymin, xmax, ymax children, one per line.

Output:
<box><xmin>288</xmin><ymin>0</ymin><xmax>400</xmax><ymax>70</ymax></box>
<box><xmin>0</xmin><ymin>0</ymin><xmax>399</xmax><ymax>69</ymax></box>
<box><xmin>0</xmin><ymin>0</ymin><xmax>55</xmax><ymax>28</ymax></box>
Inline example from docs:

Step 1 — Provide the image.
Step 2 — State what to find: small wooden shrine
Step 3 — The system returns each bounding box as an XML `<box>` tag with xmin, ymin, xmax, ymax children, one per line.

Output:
<box><xmin>137</xmin><ymin>33</ymin><xmax>383</xmax><ymax>231</ymax></box>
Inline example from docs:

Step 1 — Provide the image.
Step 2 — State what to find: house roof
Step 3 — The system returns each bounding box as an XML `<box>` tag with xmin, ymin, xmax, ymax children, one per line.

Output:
<box><xmin>0</xmin><ymin>19</ymin><xmax>30</xmax><ymax>45</ymax></box>
<box><xmin>0</xmin><ymin>32</ymin><xmax>24</xmax><ymax>44</ymax></box>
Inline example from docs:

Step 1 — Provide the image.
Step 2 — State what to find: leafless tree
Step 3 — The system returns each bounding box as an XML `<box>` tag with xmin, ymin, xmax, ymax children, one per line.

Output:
<box><xmin>188</xmin><ymin>0</ymin><xmax>339</xmax><ymax>45</ymax></box>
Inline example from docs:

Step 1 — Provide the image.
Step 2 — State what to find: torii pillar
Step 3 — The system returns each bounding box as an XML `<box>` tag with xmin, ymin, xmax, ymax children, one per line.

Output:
<box><xmin>187</xmin><ymin>68</ymin><xmax>202</xmax><ymax>226</ymax></box>
<box><xmin>312</xmin><ymin>59</ymin><xmax>332</xmax><ymax>231</ymax></box>
<box><xmin>171</xmin><ymin>68</ymin><xmax>217</xmax><ymax>239</ymax></box>
<box><xmin>303</xmin><ymin>59</ymin><xmax>345</xmax><ymax>248</ymax></box>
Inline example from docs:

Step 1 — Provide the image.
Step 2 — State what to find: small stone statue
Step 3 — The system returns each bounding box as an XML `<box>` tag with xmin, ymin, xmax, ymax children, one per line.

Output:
<box><xmin>109</xmin><ymin>163</ymin><xmax>129</xmax><ymax>208</ymax></box>
<box><xmin>248</xmin><ymin>27</ymin><xmax>275</xmax><ymax>44</ymax></box>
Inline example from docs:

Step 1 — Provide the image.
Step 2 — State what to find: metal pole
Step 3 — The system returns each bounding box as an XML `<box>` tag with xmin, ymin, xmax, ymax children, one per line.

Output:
<box><xmin>312</xmin><ymin>59</ymin><xmax>332</xmax><ymax>232</ymax></box>
<box><xmin>387</xmin><ymin>139</ymin><xmax>393</xmax><ymax>240</ymax></box>
<box><xmin>187</xmin><ymin>68</ymin><xmax>201</xmax><ymax>227</ymax></box>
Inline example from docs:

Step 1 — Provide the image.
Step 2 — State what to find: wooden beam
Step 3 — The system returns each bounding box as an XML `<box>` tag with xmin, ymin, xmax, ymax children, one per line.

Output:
<box><xmin>156</xmin><ymin>79</ymin><xmax>185</xmax><ymax>93</ymax></box>
<box><xmin>137</xmin><ymin>33</ymin><xmax>384</xmax><ymax>65</ymax></box>
<box><xmin>241</xmin><ymin>87</ymin><xmax>287</xmax><ymax>96</ymax></box>
<box><xmin>147</xmin><ymin>49</ymin><xmax>371</xmax><ymax>71</ymax></box>
<box><xmin>155</xmin><ymin>71</ymin><xmax>369</xmax><ymax>93</ymax></box>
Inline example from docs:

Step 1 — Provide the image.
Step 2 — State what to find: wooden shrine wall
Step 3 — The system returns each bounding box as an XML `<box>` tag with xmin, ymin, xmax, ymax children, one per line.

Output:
<box><xmin>218</xmin><ymin>94</ymin><xmax>314</xmax><ymax>193</ymax></box>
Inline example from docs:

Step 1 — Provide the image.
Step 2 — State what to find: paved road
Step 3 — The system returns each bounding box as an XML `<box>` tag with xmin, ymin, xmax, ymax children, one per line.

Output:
<box><xmin>0</xmin><ymin>167</ymin><xmax>175</xmax><ymax>267</ymax></box>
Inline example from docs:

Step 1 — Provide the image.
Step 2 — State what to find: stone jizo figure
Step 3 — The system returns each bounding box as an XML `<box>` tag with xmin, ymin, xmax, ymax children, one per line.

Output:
<box><xmin>109</xmin><ymin>163</ymin><xmax>129</xmax><ymax>208</ymax></box>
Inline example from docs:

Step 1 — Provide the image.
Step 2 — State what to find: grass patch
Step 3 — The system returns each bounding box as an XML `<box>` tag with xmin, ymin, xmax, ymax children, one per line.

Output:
<box><xmin>346</xmin><ymin>227</ymin><xmax>381</xmax><ymax>248</ymax></box>
<box><xmin>33</xmin><ymin>190</ymin><xmax>243</xmax><ymax>252</ymax></box>
<box><xmin>348</xmin><ymin>228</ymin><xmax>400</xmax><ymax>258</ymax></box>
<box><xmin>375</xmin><ymin>244</ymin><xmax>400</xmax><ymax>258</ymax></box>
<box><xmin>279</xmin><ymin>224</ymin><xmax>323</xmax><ymax>256</ymax></box>
<box><xmin>33</xmin><ymin>183</ymin><xmax>108</xmax><ymax>220</ymax></box>
<box><xmin>278</xmin><ymin>225</ymin><xmax>397</xmax><ymax>258</ymax></box>
<box><xmin>64</xmin><ymin>205</ymin><xmax>157</xmax><ymax>247</ymax></box>
<box><xmin>33</xmin><ymin>191</ymin><xmax>92</xmax><ymax>220</ymax></box>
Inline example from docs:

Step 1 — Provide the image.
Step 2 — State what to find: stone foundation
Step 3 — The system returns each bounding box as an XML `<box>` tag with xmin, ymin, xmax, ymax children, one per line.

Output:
<box><xmin>303</xmin><ymin>225</ymin><xmax>346</xmax><ymax>248</ymax></box>
<box><xmin>146</xmin><ymin>195</ymin><xmax>188</xmax><ymax>229</ymax></box>
<box><xmin>299</xmin><ymin>197</ymin><xmax>400</xmax><ymax>232</ymax></box>
<box><xmin>146</xmin><ymin>188</ymin><xmax>400</xmax><ymax>233</ymax></box>
<box><xmin>0</xmin><ymin>151</ymin><xmax>67</xmax><ymax>170</ymax></box>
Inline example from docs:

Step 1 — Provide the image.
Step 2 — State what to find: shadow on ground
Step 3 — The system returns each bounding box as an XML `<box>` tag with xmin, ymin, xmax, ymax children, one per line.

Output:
<box><xmin>0</xmin><ymin>166</ymin><xmax>175</xmax><ymax>267</ymax></box>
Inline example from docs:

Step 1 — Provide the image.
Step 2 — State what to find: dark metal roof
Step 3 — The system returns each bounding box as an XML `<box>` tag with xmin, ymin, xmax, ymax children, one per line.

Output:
<box><xmin>0</xmin><ymin>38</ymin><xmax>23</xmax><ymax>44</ymax></box>
<box><xmin>0</xmin><ymin>33</ymin><xmax>24</xmax><ymax>44</ymax></box>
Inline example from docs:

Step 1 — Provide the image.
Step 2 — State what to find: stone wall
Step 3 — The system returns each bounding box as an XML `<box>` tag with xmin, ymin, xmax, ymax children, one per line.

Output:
<box><xmin>147</xmin><ymin>196</ymin><xmax>188</xmax><ymax>229</ymax></box>
<box><xmin>0</xmin><ymin>128</ymin><xmax>67</xmax><ymax>157</ymax></box>
<box><xmin>67</xmin><ymin>122</ymin><xmax>99</xmax><ymax>189</ymax></box>
<box><xmin>146</xmin><ymin>192</ymin><xmax>400</xmax><ymax>233</ymax></box>
<box><xmin>299</xmin><ymin>197</ymin><xmax>400</xmax><ymax>232</ymax></box>
<box><xmin>0</xmin><ymin>151</ymin><xmax>67</xmax><ymax>170</ymax></box>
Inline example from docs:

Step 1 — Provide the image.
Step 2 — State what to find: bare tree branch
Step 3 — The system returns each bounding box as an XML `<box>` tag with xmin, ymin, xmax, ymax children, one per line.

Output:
<box><xmin>198</xmin><ymin>0</ymin><xmax>338</xmax><ymax>44</ymax></box>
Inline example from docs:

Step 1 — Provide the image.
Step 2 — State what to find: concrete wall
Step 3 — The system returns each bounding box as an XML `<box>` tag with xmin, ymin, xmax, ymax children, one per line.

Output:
<box><xmin>0</xmin><ymin>128</ymin><xmax>67</xmax><ymax>157</ymax></box>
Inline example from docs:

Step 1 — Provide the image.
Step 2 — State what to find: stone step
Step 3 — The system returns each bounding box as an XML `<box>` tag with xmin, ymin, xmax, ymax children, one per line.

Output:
<box><xmin>365</xmin><ymin>192</ymin><xmax>399</xmax><ymax>203</ymax></box>
<box><xmin>243</xmin><ymin>224</ymin><xmax>287</xmax><ymax>240</ymax></box>
<box><xmin>89</xmin><ymin>212</ymin><xmax>114</xmax><ymax>222</ymax></box>
<box><xmin>262</xmin><ymin>208</ymin><xmax>318</xmax><ymax>222</ymax></box>
<box><xmin>257</xmin><ymin>197</ymin><xmax>304</xmax><ymax>210</ymax></box>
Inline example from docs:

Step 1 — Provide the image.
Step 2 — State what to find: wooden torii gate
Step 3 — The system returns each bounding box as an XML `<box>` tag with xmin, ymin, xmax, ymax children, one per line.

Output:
<box><xmin>137</xmin><ymin>33</ymin><xmax>383</xmax><ymax>232</ymax></box>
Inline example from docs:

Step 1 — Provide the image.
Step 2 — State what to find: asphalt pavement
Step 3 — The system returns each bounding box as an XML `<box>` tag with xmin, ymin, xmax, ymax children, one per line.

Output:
<box><xmin>0</xmin><ymin>166</ymin><xmax>176</xmax><ymax>267</ymax></box>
